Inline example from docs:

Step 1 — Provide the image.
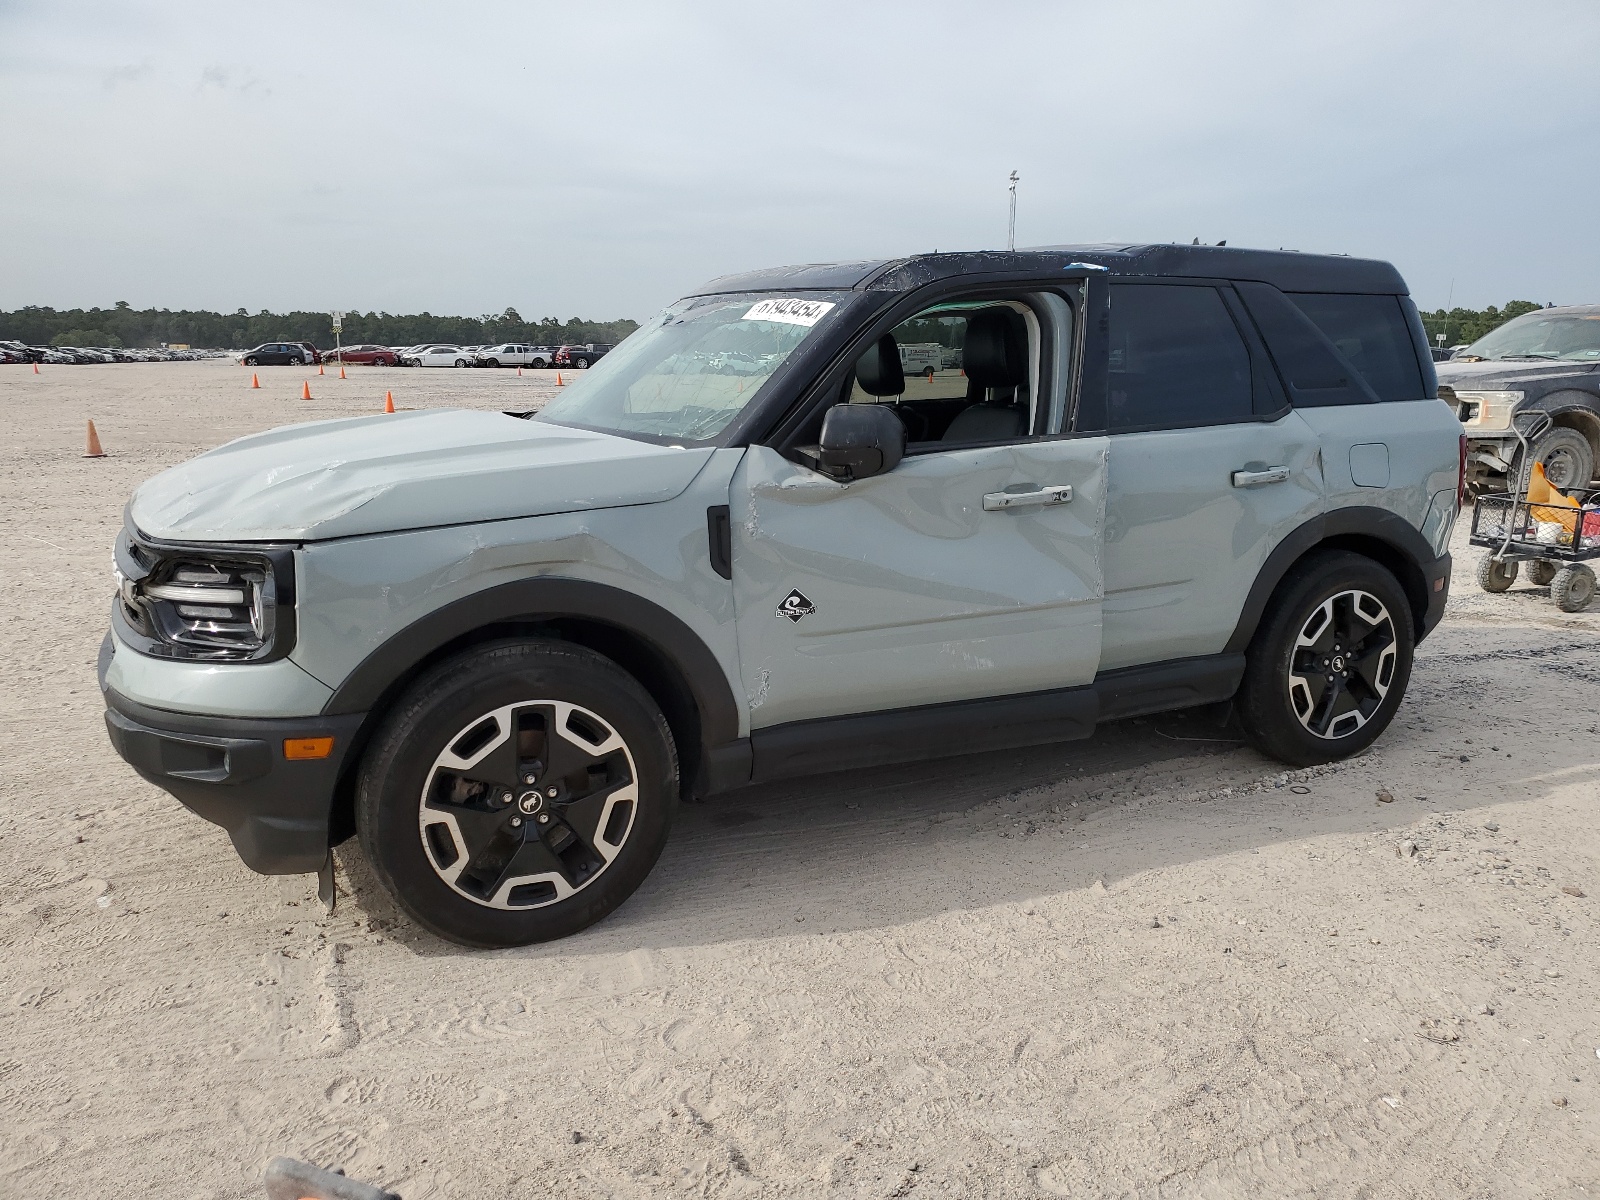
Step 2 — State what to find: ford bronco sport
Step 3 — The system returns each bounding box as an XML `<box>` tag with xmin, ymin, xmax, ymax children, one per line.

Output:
<box><xmin>101</xmin><ymin>244</ymin><xmax>1463</xmax><ymax>947</ymax></box>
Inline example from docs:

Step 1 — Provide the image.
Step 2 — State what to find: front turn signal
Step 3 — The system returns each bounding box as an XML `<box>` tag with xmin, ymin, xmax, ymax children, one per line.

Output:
<box><xmin>283</xmin><ymin>736</ymin><xmax>335</xmax><ymax>760</ymax></box>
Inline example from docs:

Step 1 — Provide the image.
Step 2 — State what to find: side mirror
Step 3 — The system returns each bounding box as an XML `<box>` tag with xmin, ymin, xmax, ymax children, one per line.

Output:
<box><xmin>816</xmin><ymin>403</ymin><xmax>906</xmax><ymax>481</ymax></box>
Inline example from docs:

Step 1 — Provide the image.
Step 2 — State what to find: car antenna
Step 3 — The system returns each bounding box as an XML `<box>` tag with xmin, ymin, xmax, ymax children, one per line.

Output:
<box><xmin>1007</xmin><ymin>170</ymin><xmax>1019</xmax><ymax>251</ymax></box>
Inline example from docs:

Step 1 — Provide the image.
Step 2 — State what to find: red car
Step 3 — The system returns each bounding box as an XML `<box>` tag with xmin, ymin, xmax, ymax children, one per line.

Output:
<box><xmin>325</xmin><ymin>344</ymin><xmax>397</xmax><ymax>366</ymax></box>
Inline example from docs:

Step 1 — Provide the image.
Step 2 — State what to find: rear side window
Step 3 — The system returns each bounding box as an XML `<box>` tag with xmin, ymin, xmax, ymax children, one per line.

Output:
<box><xmin>1107</xmin><ymin>284</ymin><xmax>1252</xmax><ymax>431</ymax></box>
<box><xmin>1287</xmin><ymin>293</ymin><xmax>1424</xmax><ymax>401</ymax></box>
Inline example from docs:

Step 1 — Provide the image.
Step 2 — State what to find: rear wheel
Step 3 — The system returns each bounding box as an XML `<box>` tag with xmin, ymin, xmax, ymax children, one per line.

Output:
<box><xmin>1526</xmin><ymin>559</ymin><xmax>1558</xmax><ymax>586</ymax></box>
<box><xmin>1236</xmin><ymin>552</ymin><xmax>1414</xmax><ymax>767</ymax></box>
<box><xmin>1551</xmin><ymin>564</ymin><xmax>1597</xmax><ymax>613</ymax></box>
<box><xmin>1477</xmin><ymin>556</ymin><xmax>1518</xmax><ymax>593</ymax></box>
<box><xmin>576</xmin><ymin>357</ymin><xmax>591</xmax><ymax>369</ymax></box>
<box><xmin>356</xmin><ymin>640</ymin><xmax>677</xmax><ymax>947</ymax></box>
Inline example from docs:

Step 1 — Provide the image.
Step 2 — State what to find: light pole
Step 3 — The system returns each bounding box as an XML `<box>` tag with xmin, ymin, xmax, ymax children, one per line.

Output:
<box><xmin>1007</xmin><ymin>170</ymin><xmax>1019</xmax><ymax>251</ymax></box>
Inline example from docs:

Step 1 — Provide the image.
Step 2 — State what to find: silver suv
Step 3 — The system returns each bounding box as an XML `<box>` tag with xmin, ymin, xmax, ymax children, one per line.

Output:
<box><xmin>101</xmin><ymin>245</ymin><xmax>1464</xmax><ymax>947</ymax></box>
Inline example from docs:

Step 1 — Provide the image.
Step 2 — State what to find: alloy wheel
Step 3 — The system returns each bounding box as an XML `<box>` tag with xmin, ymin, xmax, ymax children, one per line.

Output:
<box><xmin>1286</xmin><ymin>589</ymin><xmax>1397</xmax><ymax>740</ymax></box>
<box><xmin>418</xmin><ymin>700</ymin><xmax>638</xmax><ymax>909</ymax></box>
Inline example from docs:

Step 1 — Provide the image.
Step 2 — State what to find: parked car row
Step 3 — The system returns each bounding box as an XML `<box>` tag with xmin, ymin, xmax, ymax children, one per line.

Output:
<box><xmin>1</xmin><ymin>340</ymin><xmax>227</xmax><ymax>364</ymax></box>
<box><xmin>395</xmin><ymin>342</ymin><xmax>617</xmax><ymax>369</ymax></box>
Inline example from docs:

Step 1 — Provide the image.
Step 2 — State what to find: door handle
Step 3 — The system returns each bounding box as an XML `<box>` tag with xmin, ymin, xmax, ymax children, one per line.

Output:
<box><xmin>982</xmin><ymin>484</ymin><xmax>1073</xmax><ymax>511</ymax></box>
<box><xmin>1231</xmin><ymin>466</ymin><xmax>1291</xmax><ymax>488</ymax></box>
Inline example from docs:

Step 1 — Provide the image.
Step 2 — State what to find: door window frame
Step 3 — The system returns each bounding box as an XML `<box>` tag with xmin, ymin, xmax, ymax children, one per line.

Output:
<box><xmin>761</xmin><ymin>273</ymin><xmax>1101</xmax><ymax>460</ymax></box>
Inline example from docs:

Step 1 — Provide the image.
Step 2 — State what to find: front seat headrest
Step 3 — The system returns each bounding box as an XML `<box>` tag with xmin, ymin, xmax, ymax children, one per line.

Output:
<box><xmin>962</xmin><ymin>309</ymin><xmax>1027</xmax><ymax>389</ymax></box>
<box><xmin>854</xmin><ymin>334</ymin><xmax>905</xmax><ymax>397</ymax></box>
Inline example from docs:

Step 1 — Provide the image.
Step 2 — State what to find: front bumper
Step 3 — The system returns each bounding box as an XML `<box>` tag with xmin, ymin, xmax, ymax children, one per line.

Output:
<box><xmin>99</xmin><ymin>637</ymin><xmax>365</xmax><ymax>874</ymax></box>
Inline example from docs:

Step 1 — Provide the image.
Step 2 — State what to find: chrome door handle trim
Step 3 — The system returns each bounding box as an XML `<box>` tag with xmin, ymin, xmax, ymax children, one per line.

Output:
<box><xmin>982</xmin><ymin>484</ymin><xmax>1073</xmax><ymax>511</ymax></box>
<box><xmin>1231</xmin><ymin>467</ymin><xmax>1291</xmax><ymax>488</ymax></box>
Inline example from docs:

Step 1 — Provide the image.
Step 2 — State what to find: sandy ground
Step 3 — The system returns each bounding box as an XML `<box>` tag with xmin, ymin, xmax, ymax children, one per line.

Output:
<box><xmin>1</xmin><ymin>360</ymin><xmax>1597</xmax><ymax>1199</ymax></box>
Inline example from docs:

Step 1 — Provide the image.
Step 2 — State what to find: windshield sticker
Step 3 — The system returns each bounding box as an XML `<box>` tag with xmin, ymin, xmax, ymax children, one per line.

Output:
<box><xmin>742</xmin><ymin>298</ymin><xmax>836</xmax><ymax>327</ymax></box>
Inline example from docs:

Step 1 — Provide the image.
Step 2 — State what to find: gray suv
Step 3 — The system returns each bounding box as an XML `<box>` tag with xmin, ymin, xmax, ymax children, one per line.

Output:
<box><xmin>101</xmin><ymin>245</ymin><xmax>1463</xmax><ymax>947</ymax></box>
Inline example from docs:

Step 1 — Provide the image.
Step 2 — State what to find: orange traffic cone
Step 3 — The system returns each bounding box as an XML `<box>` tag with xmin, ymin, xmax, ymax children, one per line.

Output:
<box><xmin>517</xmin><ymin>365</ymin><xmax>523</xmax><ymax>377</ymax></box>
<box><xmin>556</xmin><ymin>372</ymin><xmax>564</xmax><ymax>386</ymax></box>
<box><xmin>339</xmin><ymin>365</ymin><xmax>347</xmax><ymax>380</ymax></box>
<box><xmin>318</xmin><ymin>363</ymin><xmax>325</xmax><ymax>376</ymax></box>
<box><xmin>250</xmin><ymin>373</ymin><xmax>261</xmax><ymax>389</ymax></box>
<box><xmin>33</xmin><ymin>362</ymin><xmax>40</xmax><ymax>374</ymax></box>
<box><xmin>384</xmin><ymin>391</ymin><xmax>395</xmax><ymax>413</ymax></box>
<box><xmin>84</xmin><ymin>420</ymin><xmax>106</xmax><ymax>458</ymax></box>
<box><xmin>301</xmin><ymin>380</ymin><xmax>312</xmax><ymax>400</ymax></box>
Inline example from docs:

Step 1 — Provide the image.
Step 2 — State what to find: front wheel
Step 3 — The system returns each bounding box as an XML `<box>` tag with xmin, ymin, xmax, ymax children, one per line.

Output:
<box><xmin>1477</xmin><ymin>556</ymin><xmax>1518</xmax><ymax>593</ymax></box>
<box><xmin>1517</xmin><ymin>426</ymin><xmax>1595</xmax><ymax>491</ymax></box>
<box><xmin>1236</xmin><ymin>552</ymin><xmax>1415</xmax><ymax>767</ymax></box>
<box><xmin>575</xmin><ymin>357</ymin><xmax>591</xmax><ymax>369</ymax></box>
<box><xmin>244</xmin><ymin>357</ymin><xmax>258</xmax><ymax>366</ymax></box>
<box><xmin>356</xmin><ymin>640</ymin><xmax>678</xmax><ymax>947</ymax></box>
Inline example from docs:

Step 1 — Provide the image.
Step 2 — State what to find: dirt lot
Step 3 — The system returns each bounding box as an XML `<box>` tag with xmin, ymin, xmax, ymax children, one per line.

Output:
<box><xmin>2</xmin><ymin>360</ymin><xmax>1597</xmax><ymax>1198</ymax></box>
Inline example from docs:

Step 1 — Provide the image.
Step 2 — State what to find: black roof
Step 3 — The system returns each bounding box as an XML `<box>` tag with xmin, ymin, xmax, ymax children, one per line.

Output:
<box><xmin>689</xmin><ymin>243</ymin><xmax>1409</xmax><ymax>297</ymax></box>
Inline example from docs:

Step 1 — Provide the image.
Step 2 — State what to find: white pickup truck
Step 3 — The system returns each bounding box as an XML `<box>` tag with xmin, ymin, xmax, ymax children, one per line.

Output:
<box><xmin>474</xmin><ymin>343</ymin><xmax>556</xmax><ymax>369</ymax></box>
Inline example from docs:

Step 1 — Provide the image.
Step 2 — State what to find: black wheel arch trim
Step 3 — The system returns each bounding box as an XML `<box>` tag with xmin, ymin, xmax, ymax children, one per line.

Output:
<box><xmin>1225</xmin><ymin>506</ymin><xmax>1449</xmax><ymax>654</ymax></box>
<box><xmin>320</xmin><ymin>577</ymin><xmax>746</xmax><ymax>788</ymax></box>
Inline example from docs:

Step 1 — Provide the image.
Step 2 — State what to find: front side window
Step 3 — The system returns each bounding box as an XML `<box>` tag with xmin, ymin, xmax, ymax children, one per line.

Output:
<box><xmin>1288</xmin><ymin>293</ymin><xmax>1424</xmax><ymax>401</ymax></box>
<box><xmin>1459</xmin><ymin>310</ymin><xmax>1600</xmax><ymax>363</ymax></box>
<box><xmin>845</xmin><ymin>292</ymin><xmax>1073</xmax><ymax>445</ymax></box>
<box><xmin>538</xmin><ymin>292</ymin><xmax>849</xmax><ymax>443</ymax></box>
<box><xmin>1107</xmin><ymin>284</ymin><xmax>1252</xmax><ymax>431</ymax></box>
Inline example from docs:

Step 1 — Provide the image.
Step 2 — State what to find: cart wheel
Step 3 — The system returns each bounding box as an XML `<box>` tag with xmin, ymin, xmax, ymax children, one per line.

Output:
<box><xmin>1526</xmin><ymin>559</ymin><xmax>1558</xmax><ymax>587</ymax></box>
<box><xmin>1550</xmin><ymin>564</ymin><xmax>1596</xmax><ymax>613</ymax></box>
<box><xmin>1476</xmin><ymin>556</ymin><xmax>1517</xmax><ymax>593</ymax></box>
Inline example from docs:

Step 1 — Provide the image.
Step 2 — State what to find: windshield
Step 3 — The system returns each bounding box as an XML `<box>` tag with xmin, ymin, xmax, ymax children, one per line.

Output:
<box><xmin>1461</xmin><ymin>311</ymin><xmax>1600</xmax><ymax>362</ymax></box>
<box><xmin>536</xmin><ymin>291</ymin><xmax>849</xmax><ymax>443</ymax></box>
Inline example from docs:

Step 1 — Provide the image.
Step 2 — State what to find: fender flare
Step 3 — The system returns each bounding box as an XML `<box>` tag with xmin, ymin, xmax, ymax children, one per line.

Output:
<box><xmin>1224</xmin><ymin>506</ymin><xmax>1443</xmax><ymax>654</ymax></box>
<box><xmin>320</xmin><ymin>577</ymin><xmax>742</xmax><ymax>755</ymax></box>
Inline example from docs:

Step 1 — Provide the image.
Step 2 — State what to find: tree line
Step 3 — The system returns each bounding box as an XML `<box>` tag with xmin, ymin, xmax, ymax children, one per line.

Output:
<box><xmin>0</xmin><ymin>297</ymin><xmax>1555</xmax><ymax>355</ymax></box>
<box><xmin>0</xmin><ymin>302</ymin><xmax>639</xmax><ymax>351</ymax></box>
<box><xmin>1417</xmin><ymin>300</ymin><xmax>1544</xmax><ymax>348</ymax></box>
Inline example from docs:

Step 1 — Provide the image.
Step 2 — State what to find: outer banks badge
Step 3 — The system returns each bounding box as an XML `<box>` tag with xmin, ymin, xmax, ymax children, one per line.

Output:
<box><xmin>777</xmin><ymin>589</ymin><xmax>816</xmax><ymax>622</ymax></box>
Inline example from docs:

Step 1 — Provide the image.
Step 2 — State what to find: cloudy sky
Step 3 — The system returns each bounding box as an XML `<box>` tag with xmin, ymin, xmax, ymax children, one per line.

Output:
<box><xmin>3</xmin><ymin>0</ymin><xmax>1597</xmax><ymax>320</ymax></box>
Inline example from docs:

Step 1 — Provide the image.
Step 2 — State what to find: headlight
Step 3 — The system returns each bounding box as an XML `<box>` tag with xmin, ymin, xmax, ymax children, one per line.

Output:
<box><xmin>1454</xmin><ymin>390</ymin><xmax>1522</xmax><ymax>431</ymax></box>
<box><xmin>112</xmin><ymin>527</ymin><xmax>296</xmax><ymax>662</ymax></box>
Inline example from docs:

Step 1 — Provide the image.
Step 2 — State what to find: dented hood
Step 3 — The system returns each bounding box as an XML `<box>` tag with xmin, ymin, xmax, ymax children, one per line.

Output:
<box><xmin>130</xmin><ymin>410</ymin><xmax>715</xmax><ymax>542</ymax></box>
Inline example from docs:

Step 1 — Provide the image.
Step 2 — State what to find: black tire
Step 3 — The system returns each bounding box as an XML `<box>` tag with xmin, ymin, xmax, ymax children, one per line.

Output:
<box><xmin>455</xmin><ymin>359</ymin><xmax>469</xmax><ymax>368</ymax></box>
<box><xmin>244</xmin><ymin>357</ymin><xmax>258</xmax><ymax>366</ymax></box>
<box><xmin>356</xmin><ymin>639</ymin><xmax>678</xmax><ymax>947</ymax></box>
<box><xmin>1551</xmin><ymin>564</ymin><xmax>1597</xmax><ymax>613</ymax></box>
<box><xmin>486</xmin><ymin>358</ymin><xmax>500</xmax><ymax>368</ymax></box>
<box><xmin>1515</xmin><ymin>426</ymin><xmax>1595</xmax><ymax>491</ymax></box>
<box><xmin>576</xmin><ymin>357</ymin><xmax>591</xmax><ymax>369</ymax></box>
<box><xmin>1526</xmin><ymin>559</ymin><xmax>1559</xmax><ymax>587</ymax></box>
<box><xmin>1477</xmin><ymin>556</ymin><xmax>1518</xmax><ymax>593</ymax></box>
<box><xmin>1236</xmin><ymin>551</ymin><xmax>1415</xmax><ymax>767</ymax></box>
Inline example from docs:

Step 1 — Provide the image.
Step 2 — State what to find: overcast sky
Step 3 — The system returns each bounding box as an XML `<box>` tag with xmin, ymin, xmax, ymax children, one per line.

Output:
<box><xmin>3</xmin><ymin>0</ymin><xmax>1597</xmax><ymax>319</ymax></box>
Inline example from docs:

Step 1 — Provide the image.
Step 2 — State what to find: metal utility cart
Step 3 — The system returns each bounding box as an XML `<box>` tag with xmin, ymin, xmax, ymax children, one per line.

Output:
<box><xmin>1470</xmin><ymin>412</ymin><xmax>1600</xmax><ymax>612</ymax></box>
